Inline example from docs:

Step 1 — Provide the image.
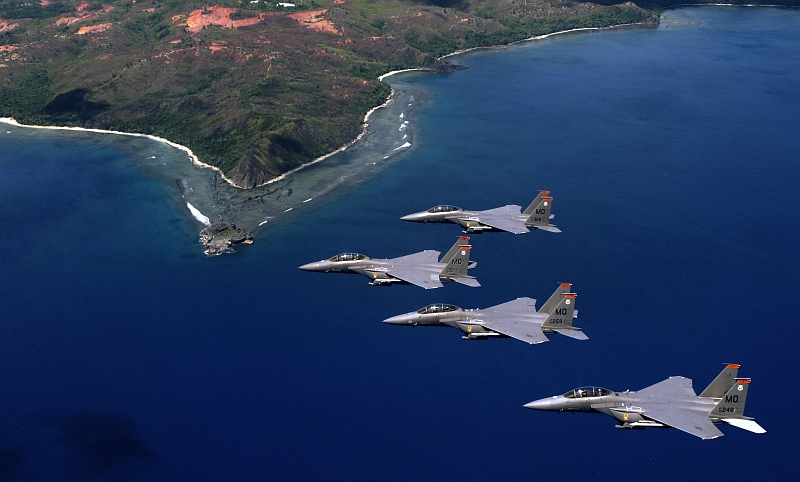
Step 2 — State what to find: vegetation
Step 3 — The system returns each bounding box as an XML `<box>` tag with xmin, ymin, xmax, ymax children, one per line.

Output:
<box><xmin>0</xmin><ymin>0</ymin><xmax>667</xmax><ymax>187</ymax></box>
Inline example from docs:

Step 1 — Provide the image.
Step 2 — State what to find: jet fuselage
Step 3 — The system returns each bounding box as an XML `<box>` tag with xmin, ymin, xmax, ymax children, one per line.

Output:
<box><xmin>524</xmin><ymin>388</ymin><xmax>719</xmax><ymax>427</ymax></box>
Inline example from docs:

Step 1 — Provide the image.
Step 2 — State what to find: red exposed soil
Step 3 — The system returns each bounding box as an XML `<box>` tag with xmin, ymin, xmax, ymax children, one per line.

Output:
<box><xmin>77</xmin><ymin>23</ymin><xmax>113</xmax><ymax>35</ymax></box>
<box><xmin>232</xmin><ymin>16</ymin><xmax>266</xmax><ymax>28</ymax></box>
<box><xmin>55</xmin><ymin>6</ymin><xmax>114</xmax><ymax>27</ymax></box>
<box><xmin>0</xmin><ymin>20</ymin><xmax>19</xmax><ymax>33</ymax></box>
<box><xmin>287</xmin><ymin>9</ymin><xmax>340</xmax><ymax>35</ymax></box>
<box><xmin>184</xmin><ymin>7</ymin><xmax>266</xmax><ymax>33</ymax></box>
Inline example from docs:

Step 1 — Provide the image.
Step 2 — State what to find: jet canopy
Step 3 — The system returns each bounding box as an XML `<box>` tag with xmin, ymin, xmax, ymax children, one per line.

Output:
<box><xmin>563</xmin><ymin>387</ymin><xmax>613</xmax><ymax>398</ymax></box>
<box><xmin>417</xmin><ymin>303</ymin><xmax>461</xmax><ymax>314</ymax></box>
<box><xmin>426</xmin><ymin>205</ymin><xmax>461</xmax><ymax>213</ymax></box>
<box><xmin>328</xmin><ymin>253</ymin><xmax>368</xmax><ymax>262</ymax></box>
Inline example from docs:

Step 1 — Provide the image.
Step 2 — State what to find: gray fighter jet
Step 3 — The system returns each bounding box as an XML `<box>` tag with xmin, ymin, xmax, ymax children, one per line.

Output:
<box><xmin>400</xmin><ymin>190</ymin><xmax>560</xmax><ymax>234</ymax></box>
<box><xmin>524</xmin><ymin>364</ymin><xmax>766</xmax><ymax>440</ymax></box>
<box><xmin>299</xmin><ymin>237</ymin><xmax>479</xmax><ymax>289</ymax></box>
<box><xmin>383</xmin><ymin>283</ymin><xmax>586</xmax><ymax>343</ymax></box>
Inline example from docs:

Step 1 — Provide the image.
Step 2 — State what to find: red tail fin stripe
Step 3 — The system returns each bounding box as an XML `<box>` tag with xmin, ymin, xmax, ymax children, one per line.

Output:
<box><xmin>726</xmin><ymin>364</ymin><xmax>741</xmax><ymax>369</ymax></box>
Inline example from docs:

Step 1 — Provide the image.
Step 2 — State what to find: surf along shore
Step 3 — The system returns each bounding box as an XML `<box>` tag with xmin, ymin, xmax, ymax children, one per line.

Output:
<box><xmin>1</xmin><ymin>18</ymin><xmax>656</xmax><ymax>249</ymax></box>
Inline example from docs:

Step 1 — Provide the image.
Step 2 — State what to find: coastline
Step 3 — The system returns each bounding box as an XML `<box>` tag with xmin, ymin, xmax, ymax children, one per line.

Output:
<box><xmin>442</xmin><ymin>21</ymin><xmax>657</xmax><ymax>61</ymax></box>
<box><xmin>0</xmin><ymin>116</ymin><xmax>240</xmax><ymax>188</ymax></box>
<box><xmin>245</xmin><ymin>90</ymin><xmax>398</xmax><ymax>189</ymax></box>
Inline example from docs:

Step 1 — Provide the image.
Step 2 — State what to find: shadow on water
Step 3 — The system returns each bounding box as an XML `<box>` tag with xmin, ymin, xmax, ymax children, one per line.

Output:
<box><xmin>30</xmin><ymin>413</ymin><xmax>156</xmax><ymax>478</ymax></box>
<box><xmin>0</xmin><ymin>448</ymin><xmax>24</xmax><ymax>479</ymax></box>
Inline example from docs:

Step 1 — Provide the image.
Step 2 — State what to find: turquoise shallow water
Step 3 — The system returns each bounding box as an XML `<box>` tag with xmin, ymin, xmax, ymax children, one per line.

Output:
<box><xmin>1</xmin><ymin>7</ymin><xmax>799</xmax><ymax>480</ymax></box>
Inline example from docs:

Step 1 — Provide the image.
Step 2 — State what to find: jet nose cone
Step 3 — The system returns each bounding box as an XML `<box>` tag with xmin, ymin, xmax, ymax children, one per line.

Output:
<box><xmin>383</xmin><ymin>313</ymin><xmax>414</xmax><ymax>325</ymax></box>
<box><xmin>523</xmin><ymin>398</ymin><xmax>553</xmax><ymax>411</ymax></box>
<box><xmin>400</xmin><ymin>212</ymin><xmax>425</xmax><ymax>222</ymax></box>
<box><xmin>299</xmin><ymin>261</ymin><xmax>324</xmax><ymax>271</ymax></box>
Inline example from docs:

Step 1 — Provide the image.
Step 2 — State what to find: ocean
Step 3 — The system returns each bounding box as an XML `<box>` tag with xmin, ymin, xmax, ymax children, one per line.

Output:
<box><xmin>1</xmin><ymin>6</ymin><xmax>798</xmax><ymax>480</ymax></box>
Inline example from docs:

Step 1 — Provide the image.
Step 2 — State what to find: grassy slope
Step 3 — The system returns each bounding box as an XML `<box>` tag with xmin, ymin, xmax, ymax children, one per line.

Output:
<box><xmin>2</xmin><ymin>0</ymin><xmax>660</xmax><ymax>187</ymax></box>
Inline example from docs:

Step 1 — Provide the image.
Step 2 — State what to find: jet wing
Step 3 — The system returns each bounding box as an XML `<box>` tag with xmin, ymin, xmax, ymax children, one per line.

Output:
<box><xmin>388</xmin><ymin>250</ymin><xmax>440</xmax><ymax>266</ymax></box>
<box><xmin>387</xmin><ymin>268</ymin><xmax>443</xmax><ymax>290</ymax></box>
<box><xmin>637</xmin><ymin>377</ymin><xmax>698</xmax><ymax>399</ymax></box>
<box><xmin>644</xmin><ymin>408</ymin><xmax>724</xmax><ymax>440</ymax></box>
<box><xmin>481</xmin><ymin>318</ymin><xmax>549</xmax><ymax>344</ymax></box>
<box><xmin>485</xmin><ymin>297</ymin><xmax>538</xmax><ymax>313</ymax></box>
<box><xmin>472</xmin><ymin>206</ymin><xmax>529</xmax><ymax>234</ymax></box>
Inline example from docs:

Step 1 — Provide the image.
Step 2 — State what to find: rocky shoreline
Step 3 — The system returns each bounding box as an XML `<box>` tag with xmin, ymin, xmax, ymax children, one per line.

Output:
<box><xmin>200</xmin><ymin>222</ymin><xmax>254</xmax><ymax>256</ymax></box>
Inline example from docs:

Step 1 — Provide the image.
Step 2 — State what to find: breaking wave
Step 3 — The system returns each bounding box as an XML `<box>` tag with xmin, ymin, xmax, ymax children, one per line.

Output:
<box><xmin>186</xmin><ymin>203</ymin><xmax>211</xmax><ymax>226</ymax></box>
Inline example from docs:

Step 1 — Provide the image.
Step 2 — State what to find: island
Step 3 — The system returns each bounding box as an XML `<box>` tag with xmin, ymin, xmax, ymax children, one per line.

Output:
<box><xmin>200</xmin><ymin>221</ymin><xmax>254</xmax><ymax>255</ymax></box>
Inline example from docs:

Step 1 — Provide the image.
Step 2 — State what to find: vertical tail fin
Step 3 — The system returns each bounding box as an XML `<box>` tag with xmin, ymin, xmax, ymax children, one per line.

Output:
<box><xmin>523</xmin><ymin>191</ymin><xmax>550</xmax><ymax>215</ymax></box>
<box><xmin>524</xmin><ymin>192</ymin><xmax>560</xmax><ymax>232</ymax></box>
<box><xmin>440</xmin><ymin>245</ymin><xmax>471</xmax><ymax>277</ymax></box>
<box><xmin>710</xmin><ymin>378</ymin><xmax>751</xmax><ymax>419</ymax></box>
<box><xmin>542</xmin><ymin>293</ymin><xmax>576</xmax><ymax>329</ymax></box>
<box><xmin>440</xmin><ymin>237</ymin><xmax>470</xmax><ymax>265</ymax></box>
<box><xmin>699</xmin><ymin>364</ymin><xmax>740</xmax><ymax>399</ymax></box>
<box><xmin>539</xmin><ymin>283</ymin><xmax>573</xmax><ymax>314</ymax></box>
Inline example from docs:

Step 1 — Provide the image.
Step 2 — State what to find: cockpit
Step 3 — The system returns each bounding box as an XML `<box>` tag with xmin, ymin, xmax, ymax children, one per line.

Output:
<box><xmin>328</xmin><ymin>253</ymin><xmax>368</xmax><ymax>262</ymax></box>
<box><xmin>426</xmin><ymin>205</ymin><xmax>461</xmax><ymax>213</ymax></box>
<box><xmin>563</xmin><ymin>387</ymin><xmax>613</xmax><ymax>398</ymax></box>
<box><xmin>417</xmin><ymin>304</ymin><xmax>461</xmax><ymax>314</ymax></box>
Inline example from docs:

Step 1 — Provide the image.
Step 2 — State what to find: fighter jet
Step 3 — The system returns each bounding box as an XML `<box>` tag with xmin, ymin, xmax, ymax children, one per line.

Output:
<box><xmin>299</xmin><ymin>237</ymin><xmax>479</xmax><ymax>289</ymax></box>
<box><xmin>524</xmin><ymin>364</ymin><xmax>766</xmax><ymax>440</ymax></box>
<box><xmin>383</xmin><ymin>283</ymin><xmax>586</xmax><ymax>343</ymax></box>
<box><xmin>400</xmin><ymin>190</ymin><xmax>560</xmax><ymax>234</ymax></box>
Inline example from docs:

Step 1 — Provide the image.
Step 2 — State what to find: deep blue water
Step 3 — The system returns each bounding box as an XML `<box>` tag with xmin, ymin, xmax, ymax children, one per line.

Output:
<box><xmin>1</xmin><ymin>7</ymin><xmax>799</xmax><ymax>480</ymax></box>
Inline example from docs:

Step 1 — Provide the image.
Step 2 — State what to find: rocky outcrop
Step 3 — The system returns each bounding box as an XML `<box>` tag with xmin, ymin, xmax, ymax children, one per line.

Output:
<box><xmin>200</xmin><ymin>222</ymin><xmax>253</xmax><ymax>256</ymax></box>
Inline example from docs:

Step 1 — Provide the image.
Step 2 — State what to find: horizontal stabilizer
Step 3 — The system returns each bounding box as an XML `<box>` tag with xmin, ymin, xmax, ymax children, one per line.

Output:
<box><xmin>723</xmin><ymin>418</ymin><xmax>766</xmax><ymax>434</ymax></box>
<box><xmin>534</xmin><ymin>225</ymin><xmax>562</xmax><ymax>233</ymax></box>
<box><xmin>554</xmin><ymin>329</ymin><xmax>588</xmax><ymax>340</ymax></box>
<box><xmin>452</xmin><ymin>277</ymin><xmax>480</xmax><ymax>287</ymax></box>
